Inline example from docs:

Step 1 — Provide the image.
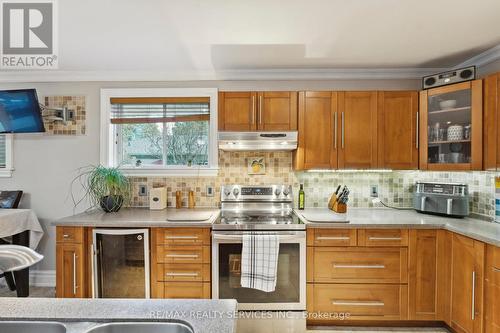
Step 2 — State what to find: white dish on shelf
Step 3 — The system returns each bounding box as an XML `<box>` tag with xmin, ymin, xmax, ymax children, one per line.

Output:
<box><xmin>439</xmin><ymin>100</ymin><xmax>457</xmax><ymax>110</ymax></box>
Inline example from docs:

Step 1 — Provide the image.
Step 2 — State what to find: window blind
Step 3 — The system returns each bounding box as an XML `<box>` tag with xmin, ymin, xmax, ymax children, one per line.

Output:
<box><xmin>110</xmin><ymin>97</ymin><xmax>210</xmax><ymax>124</ymax></box>
<box><xmin>0</xmin><ymin>135</ymin><xmax>6</xmax><ymax>168</ymax></box>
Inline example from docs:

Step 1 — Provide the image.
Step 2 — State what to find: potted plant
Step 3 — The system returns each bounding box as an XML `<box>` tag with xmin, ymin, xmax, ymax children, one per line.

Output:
<box><xmin>72</xmin><ymin>165</ymin><xmax>131</xmax><ymax>213</ymax></box>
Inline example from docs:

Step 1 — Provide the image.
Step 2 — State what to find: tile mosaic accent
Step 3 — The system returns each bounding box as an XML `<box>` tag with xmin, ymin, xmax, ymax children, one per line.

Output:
<box><xmin>129</xmin><ymin>151</ymin><xmax>499</xmax><ymax>220</ymax></box>
<box><xmin>43</xmin><ymin>96</ymin><xmax>86</xmax><ymax>135</ymax></box>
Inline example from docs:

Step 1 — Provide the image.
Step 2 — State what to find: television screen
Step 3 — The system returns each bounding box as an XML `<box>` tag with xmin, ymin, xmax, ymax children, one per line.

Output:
<box><xmin>0</xmin><ymin>89</ymin><xmax>45</xmax><ymax>133</ymax></box>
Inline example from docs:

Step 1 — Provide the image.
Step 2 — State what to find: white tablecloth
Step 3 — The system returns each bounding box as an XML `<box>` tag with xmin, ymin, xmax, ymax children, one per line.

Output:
<box><xmin>0</xmin><ymin>209</ymin><xmax>44</xmax><ymax>249</ymax></box>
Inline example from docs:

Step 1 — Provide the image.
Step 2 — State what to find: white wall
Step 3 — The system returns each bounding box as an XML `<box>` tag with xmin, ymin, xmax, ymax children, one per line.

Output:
<box><xmin>0</xmin><ymin>77</ymin><xmax>425</xmax><ymax>272</ymax></box>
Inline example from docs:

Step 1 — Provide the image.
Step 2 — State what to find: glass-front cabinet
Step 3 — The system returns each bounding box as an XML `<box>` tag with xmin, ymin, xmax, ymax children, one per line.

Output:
<box><xmin>419</xmin><ymin>80</ymin><xmax>482</xmax><ymax>170</ymax></box>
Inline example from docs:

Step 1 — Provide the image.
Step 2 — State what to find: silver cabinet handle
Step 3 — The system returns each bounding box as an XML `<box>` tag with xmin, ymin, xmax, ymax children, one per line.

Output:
<box><xmin>251</xmin><ymin>95</ymin><xmax>256</xmax><ymax>125</ymax></box>
<box><xmin>471</xmin><ymin>271</ymin><xmax>476</xmax><ymax>320</ymax></box>
<box><xmin>368</xmin><ymin>237</ymin><xmax>402</xmax><ymax>241</ymax></box>
<box><xmin>166</xmin><ymin>254</ymin><xmax>199</xmax><ymax>258</ymax></box>
<box><xmin>316</xmin><ymin>236</ymin><xmax>350</xmax><ymax>240</ymax></box>
<box><xmin>332</xmin><ymin>300</ymin><xmax>384</xmax><ymax>307</ymax></box>
<box><xmin>166</xmin><ymin>272</ymin><xmax>199</xmax><ymax>277</ymax></box>
<box><xmin>165</xmin><ymin>235</ymin><xmax>199</xmax><ymax>240</ymax></box>
<box><xmin>493</xmin><ymin>267</ymin><xmax>500</xmax><ymax>273</ymax></box>
<box><xmin>73</xmin><ymin>252</ymin><xmax>77</xmax><ymax>296</ymax></box>
<box><xmin>63</xmin><ymin>234</ymin><xmax>70</xmax><ymax>238</ymax></box>
<box><xmin>334</xmin><ymin>112</ymin><xmax>338</xmax><ymax>149</ymax></box>
<box><xmin>341</xmin><ymin>112</ymin><xmax>345</xmax><ymax>149</ymax></box>
<box><xmin>416</xmin><ymin>111</ymin><xmax>419</xmax><ymax>149</ymax></box>
<box><xmin>259</xmin><ymin>95</ymin><xmax>263</xmax><ymax>125</ymax></box>
<box><xmin>447</xmin><ymin>198</ymin><xmax>453</xmax><ymax>215</ymax></box>
<box><xmin>333</xmin><ymin>264</ymin><xmax>385</xmax><ymax>269</ymax></box>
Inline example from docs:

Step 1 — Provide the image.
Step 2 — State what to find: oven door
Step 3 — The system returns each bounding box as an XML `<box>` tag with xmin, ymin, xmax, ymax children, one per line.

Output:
<box><xmin>212</xmin><ymin>231</ymin><xmax>306</xmax><ymax>311</ymax></box>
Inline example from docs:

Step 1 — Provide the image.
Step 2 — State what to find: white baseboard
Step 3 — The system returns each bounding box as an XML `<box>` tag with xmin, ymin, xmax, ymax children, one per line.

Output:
<box><xmin>0</xmin><ymin>270</ymin><xmax>55</xmax><ymax>288</ymax></box>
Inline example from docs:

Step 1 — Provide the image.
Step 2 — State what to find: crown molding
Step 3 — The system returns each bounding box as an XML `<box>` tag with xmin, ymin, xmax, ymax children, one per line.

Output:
<box><xmin>0</xmin><ymin>67</ymin><xmax>445</xmax><ymax>82</ymax></box>
<box><xmin>454</xmin><ymin>44</ymin><xmax>500</xmax><ymax>69</ymax></box>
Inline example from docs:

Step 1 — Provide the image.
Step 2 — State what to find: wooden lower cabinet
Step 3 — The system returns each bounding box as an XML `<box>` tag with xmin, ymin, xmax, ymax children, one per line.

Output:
<box><xmin>308</xmin><ymin>283</ymin><xmax>408</xmax><ymax>321</ymax></box>
<box><xmin>408</xmin><ymin>229</ymin><xmax>452</xmax><ymax>322</ymax></box>
<box><xmin>450</xmin><ymin>234</ymin><xmax>485</xmax><ymax>333</ymax></box>
<box><xmin>485</xmin><ymin>245</ymin><xmax>500</xmax><ymax>333</ymax></box>
<box><xmin>151</xmin><ymin>227</ymin><xmax>211</xmax><ymax>299</ymax></box>
<box><xmin>55</xmin><ymin>227</ymin><xmax>86</xmax><ymax>298</ymax></box>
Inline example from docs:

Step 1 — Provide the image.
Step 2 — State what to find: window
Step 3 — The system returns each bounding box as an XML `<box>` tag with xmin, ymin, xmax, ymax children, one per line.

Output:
<box><xmin>0</xmin><ymin>134</ymin><xmax>13</xmax><ymax>177</ymax></box>
<box><xmin>101</xmin><ymin>89</ymin><xmax>218</xmax><ymax>176</ymax></box>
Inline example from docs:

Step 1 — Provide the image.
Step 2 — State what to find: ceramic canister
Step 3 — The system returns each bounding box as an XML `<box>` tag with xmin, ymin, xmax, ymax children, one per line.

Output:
<box><xmin>447</xmin><ymin>125</ymin><xmax>463</xmax><ymax>141</ymax></box>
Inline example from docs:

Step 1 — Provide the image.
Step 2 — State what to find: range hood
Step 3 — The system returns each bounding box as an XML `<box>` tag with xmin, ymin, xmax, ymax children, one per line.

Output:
<box><xmin>218</xmin><ymin>131</ymin><xmax>298</xmax><ymax>151</ymax></box>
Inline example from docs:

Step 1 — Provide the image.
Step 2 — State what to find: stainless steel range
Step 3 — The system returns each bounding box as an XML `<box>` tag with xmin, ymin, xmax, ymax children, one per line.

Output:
<box><xmin>212</xmin><ymin>185</ymin><xmax>306</xmax><ymax>311</ymax></box>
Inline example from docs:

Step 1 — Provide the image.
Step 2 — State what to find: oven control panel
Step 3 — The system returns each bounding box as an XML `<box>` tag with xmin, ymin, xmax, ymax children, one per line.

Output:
<box><xmin>221</xmin><ymin>185</ymin><xmax>292</xmax><ymax>201</ymax></box>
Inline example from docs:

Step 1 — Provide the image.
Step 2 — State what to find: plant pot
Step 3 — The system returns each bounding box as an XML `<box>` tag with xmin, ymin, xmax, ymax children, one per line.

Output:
<box><xmin>100</xmin><ymin>195</ymin><xmax>124</xmax><ymax>213</ymax></box>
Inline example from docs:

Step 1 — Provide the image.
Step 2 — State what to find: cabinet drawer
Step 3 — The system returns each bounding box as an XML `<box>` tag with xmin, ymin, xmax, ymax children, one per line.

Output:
<box><xmin>157</xmin><ymin>263</ymin><xmax>210</xmax><ymax>282</ymax></box>
<box><xmin>156</xmin><ymin>246</ymin><xmax>210</xmax><ymax>264</ymax></box>
<box><xmin>156</xmin><ymin>228</ymin><xmax>210</xmax><ymax>246</ymax></box>
<box><xmin>310</xmin><ymin>283</ymin><xmax>408</xmax><ymax>320</ymax></box>
<box><xmin>312</xmin><ymin>247</ymin><xmax>408</xmax><ymax>283</ymax></box>
<box><xmin>358</xmin><ymin>229</ymin><xmax>408</xmax><ymax>247</ymax></box>
<box><xmin>162</xmin><ymin>281</ymin><xmax>211</xmax><ymax>299</ymax></box>
<box><xmin>56</xmin><ymin>227</ymin><xmax>84</xmax><ymax>243</ymax></box>
<box><xmin>307</xmin><ymin>229</ymin><xmax>357</xmax><ymax>246</ymax></box>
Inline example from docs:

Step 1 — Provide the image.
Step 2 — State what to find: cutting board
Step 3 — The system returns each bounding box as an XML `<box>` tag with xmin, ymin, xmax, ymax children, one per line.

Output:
<box><xmin>166</xmin><ymin>211</ymin><xmax>214</xmax><ymax>222</ymax></box>
<box><xmin>300</xmin><ymin>211</ymin><xmax>348</xmax><ymax>223</ymax></box>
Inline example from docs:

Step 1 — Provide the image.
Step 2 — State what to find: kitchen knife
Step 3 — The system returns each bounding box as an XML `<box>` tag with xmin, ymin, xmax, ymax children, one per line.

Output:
<box><xmin>334</xmin><ymin>185</ymin><xmax>341</xmax><ymax>195</ymax></box>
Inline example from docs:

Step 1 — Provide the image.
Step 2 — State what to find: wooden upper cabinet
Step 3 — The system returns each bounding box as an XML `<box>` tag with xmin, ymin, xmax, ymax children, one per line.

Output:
<box><xmin>293</xmin><ymin>91</ymin><xmax>338</xmax><ymax>170</ymax></box>
<box><xmin>450</xmin><ymin>234</ymin><xmax>485</xmax><ymax>333</ymax></box>
<box><xmin>257</xmin><ymin>92</ymin><xmax>297</xmax><ymax>131</ymax></box>
<box><xmin>419</xmin><ymin>80</ymin><xmax>482</xmax><ymax>171</ymax></box>
<box><xmin>218</xmin><ymin>91</ymin><xmax>297</xmax><ymax>131</ymax></box>
<box><xmin>378</xmin><ymin>91</ymin><xmax>418</xmax><ymax>169</ymax></box>
<box><xmin>218</xmin><ymin>92</ymin><xmax>257</xmax><ymax>131</ymax></box>
<box><xmin>483</xmin><ymin>73</ymin><xmax>500</xmax><ymax>171</ymax></box>
<box><xmin>338</xmin><ymin>91</ymin><xmax>378</xmax><ymax>169</ymax></box>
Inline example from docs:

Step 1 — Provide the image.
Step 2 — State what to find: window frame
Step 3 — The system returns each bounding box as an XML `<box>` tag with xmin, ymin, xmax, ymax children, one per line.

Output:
<box><xmin>0</xmin><ymin>134</ymin><xmax>14</xmax><ymax>178</ymax></box>
<box><xmin>100</xmin><ymin>88</ymin><xmax>218</xmax><ymax>176</ymax></box>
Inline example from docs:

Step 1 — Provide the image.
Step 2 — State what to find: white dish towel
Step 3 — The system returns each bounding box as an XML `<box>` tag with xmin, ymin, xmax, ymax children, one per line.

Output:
<box><xmin>241</xmin><ymin>233</ymin><xmax>280</xmax><ymax>292</ymax></box>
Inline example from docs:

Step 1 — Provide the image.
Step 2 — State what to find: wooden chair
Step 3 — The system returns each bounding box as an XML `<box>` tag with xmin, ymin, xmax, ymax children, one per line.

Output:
<box><xmin>0</xmin><ymin>191</ymin><xmax>23</xmax><ymax>292</ymax></box>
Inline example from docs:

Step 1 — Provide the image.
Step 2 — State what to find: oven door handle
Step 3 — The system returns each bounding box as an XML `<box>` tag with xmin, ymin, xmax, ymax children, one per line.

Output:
<box><xmin>212</xmin><ymin>234</ymin><xmax>302</xmax><ymax>242</ymax></box>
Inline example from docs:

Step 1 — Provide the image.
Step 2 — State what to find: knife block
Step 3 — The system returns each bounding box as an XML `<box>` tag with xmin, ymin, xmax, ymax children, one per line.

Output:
<box><xmin>328</xmin><ymin>194</ymin><xmax>347</xmax><ymax>213</ymax></box>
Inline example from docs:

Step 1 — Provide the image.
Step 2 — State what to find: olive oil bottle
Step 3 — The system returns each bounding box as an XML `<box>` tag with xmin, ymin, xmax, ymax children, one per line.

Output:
<box><xmin>298</xmin><ymin>184</ymin><xmax>305</xmax><ymax>210</ymax></box>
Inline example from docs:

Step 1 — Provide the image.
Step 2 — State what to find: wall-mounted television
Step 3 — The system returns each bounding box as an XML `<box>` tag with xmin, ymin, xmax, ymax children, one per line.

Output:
<box><xmin>0</xmin><ymin>89</ymin><xmax>45</xmax><ymax>133</ymax></box>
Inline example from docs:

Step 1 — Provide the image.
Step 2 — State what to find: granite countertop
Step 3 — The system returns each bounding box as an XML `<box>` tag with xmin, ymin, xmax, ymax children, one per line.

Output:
<box><xmin>53</xmin><ymin>208</ymin><xmax>220</xmax><ymax>227</ymax></box>
<box><xmin>0</xmin><ymin>298</ymin><xmax>237</xmax><ymax>333</ymax></box>
<box><xmin>294</xmin><ymin>208</ymin><xmax>500</xmax><ymax>247</ymax></box>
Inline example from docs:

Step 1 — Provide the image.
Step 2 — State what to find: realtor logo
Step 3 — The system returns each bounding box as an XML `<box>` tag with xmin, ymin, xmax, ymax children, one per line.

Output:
<box><xmin>1</xmin><ymin>0</ymin><xmax>58</xmax><ymax>69</ymax></box>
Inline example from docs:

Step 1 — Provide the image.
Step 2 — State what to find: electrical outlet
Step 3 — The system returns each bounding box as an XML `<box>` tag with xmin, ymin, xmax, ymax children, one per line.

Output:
<box><xmin>370</xmin><ymin>185</ymin><xmax>378</xmax><ymax>197</ymax></box>
<box><xmin>206</xmin><ymin>186</ymin><xmax>214</xmax><ymax>197</ymax></box>
<box><xmin>138</xmin><ymin>185</ymin><xmax>148</xmax><ymax>196</ymax></box>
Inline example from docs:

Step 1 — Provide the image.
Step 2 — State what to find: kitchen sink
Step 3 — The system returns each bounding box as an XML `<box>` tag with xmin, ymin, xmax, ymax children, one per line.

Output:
<box><xmin>85</xmin><ymin>322</ymin><xmax>193</xmax><ymax>333</ymax></box>
<box><xmin>0</xmin><ymin>321</ymin><xmax>66</xmax><ymax>333</ymax></box>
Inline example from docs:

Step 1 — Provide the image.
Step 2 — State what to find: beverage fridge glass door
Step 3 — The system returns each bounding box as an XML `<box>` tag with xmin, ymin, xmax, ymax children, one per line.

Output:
<box><xmin>93</xmin><ymin>229</ymin><xmax>150</xmax><ymax>298</ymax></box>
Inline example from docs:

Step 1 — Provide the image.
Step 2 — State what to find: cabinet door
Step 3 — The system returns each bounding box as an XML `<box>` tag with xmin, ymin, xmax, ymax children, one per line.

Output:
<box><xmin>338</xmin><ymin>91</ymin><xmax>378</xmax><ymax>168</ymax></box>
<box><xmin>218</xmin><ymin>92</ymin><xmax>256</xmax><ymax>131</ymax></box>
<box><xmin>485</xmin><ymin>245</ymin><xmax>500</xmax><ymax>333</ymax></box>
<box><xmin>293</xmin><ymin>91</ymin><xmax>338</xmax><ymax>170</ymax></box>
<box><xmin>257</xmin><ymin>92</ymin><xmax>298</xmax><ymax>131</ymax></box>
<box><xmin>56</xmin><ymin>243</ymin><xmax>85</xmax><ymax>298</ymax></box>
<box><xmin>408</xmin><ymin>230</ymin><xmax>452</xmax><ymax>321</ymax></box>
<box><xmin>483</xmin><ymin>73</ymin><xmax>500</xmax><ymax>171</ymax></box>
<box><xmin>419</xmin><ymin>80</ymin><xmax>482</xmax><ymax>171</ymax></box>
<box><xmin>451</xmin><ymin>234</ymin><xmax>485</xmax><ymax>333</ymax></box>
<box><xmin>378</xmin><ymin>91</ymin><xmax>418</xmax><ymax>169</ymax></box>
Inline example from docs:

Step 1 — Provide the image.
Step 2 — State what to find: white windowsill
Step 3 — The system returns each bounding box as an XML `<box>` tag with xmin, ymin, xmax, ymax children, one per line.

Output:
<box><xmin>0</xmin><ymin>169</ymin><xmax>13</xmax><ymax>178</ymax></box>
<box><xmin>120</xmin><ymin>167</ymin><xmax>219</xmax><ymax>177</ymax></box>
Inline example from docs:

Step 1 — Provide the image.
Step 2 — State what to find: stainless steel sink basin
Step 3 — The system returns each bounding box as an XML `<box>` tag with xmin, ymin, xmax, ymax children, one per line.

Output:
<box><xmin>0</xmin><ymin>321</ymin><xmax>66</xmax><ymax>333</ymax></box>
<box><xmin>85</xmin><ymin>322</ymin><xmax>193</xmax><ymax>333</ymax></box>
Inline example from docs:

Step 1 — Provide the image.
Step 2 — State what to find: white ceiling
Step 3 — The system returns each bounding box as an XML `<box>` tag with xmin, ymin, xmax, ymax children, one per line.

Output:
<box><xmin>5</xmin><ymin>0</ymin><xmax>500</xmax><ymax>80</ymax></box>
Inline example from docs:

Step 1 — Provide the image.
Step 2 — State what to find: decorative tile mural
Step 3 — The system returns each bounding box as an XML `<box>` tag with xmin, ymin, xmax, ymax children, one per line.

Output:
<box><xmin>43</xmin><ymin>96</ymin><xmax>86</xmax><ymax>135</ymax></box>
<box><xmin>129</xmin><ymin>151</ymin><xmax>499</xmax><ymax>220</ymax></box>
